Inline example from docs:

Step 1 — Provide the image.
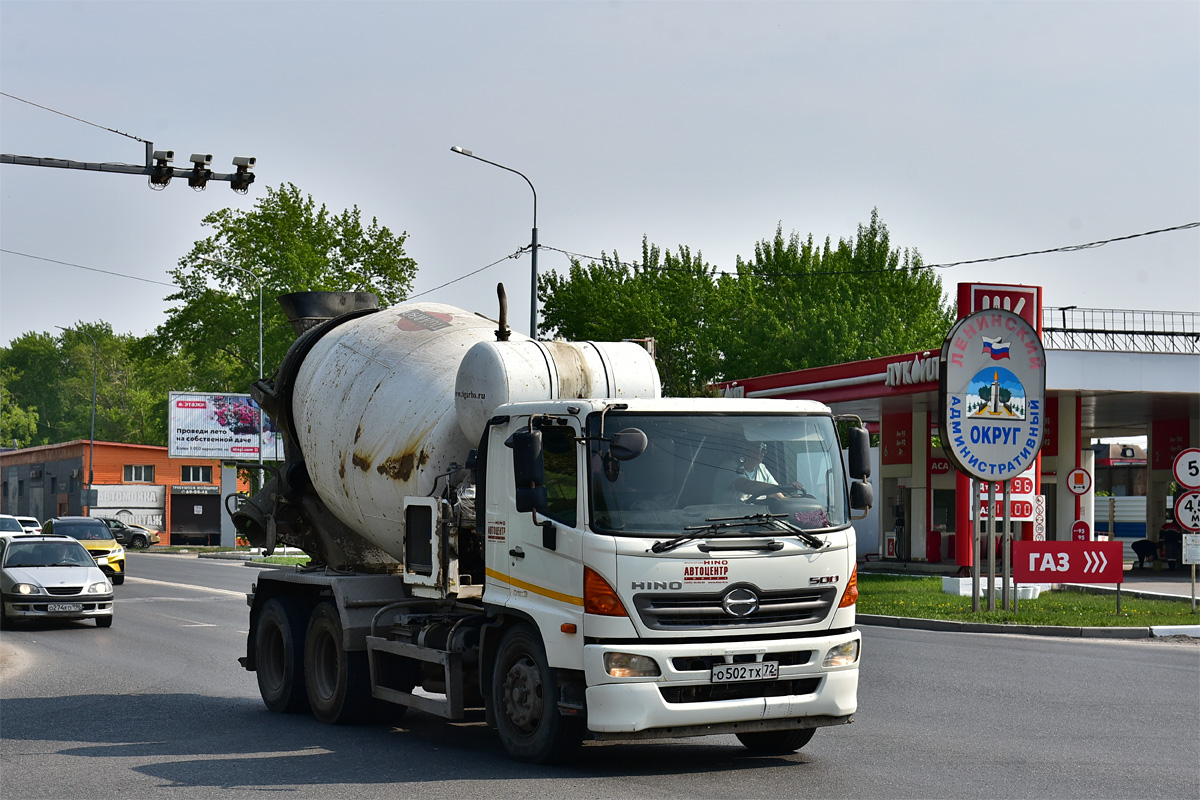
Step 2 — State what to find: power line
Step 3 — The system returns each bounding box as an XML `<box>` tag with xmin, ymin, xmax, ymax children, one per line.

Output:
<box><xmin>407</xmin><ymin>248</ymin><xmax>528</xmax><ymax>299</ymax></box>
<box><xmin>541</xmin><ymin>222</ymin><xmax>1200</xmax><ymax>278</ymax></box>
<box><xmin>0</xmin><ymin>249</ymin><xmax>175</xmax><ymax>286</ymax></box>
<box><xmin>0</xmin><ymin>91</ymin><xmax>146</xmax><ymax>143</ymax></box>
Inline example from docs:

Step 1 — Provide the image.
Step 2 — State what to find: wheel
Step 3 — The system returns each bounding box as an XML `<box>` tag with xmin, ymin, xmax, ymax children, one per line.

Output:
<box><xmin>304</xmin><ymin>602</ymin><xmax>373</xmax><ymax>724</ymax></box>
<box><xmin>130</xmin><ymin>534</ymin><xmax>149</xmax><ymax>549</ymax></box>
<box><xmin>255</xmin><ymin>597</ymin><xmax>309</xmax><ymax>713</ymax></box>
<box><xmin>111</xmin><ymin>574</ymin><xmax>125</xmax><ymax>586</ymax></box>
<box><xmin>736</xmin><ymin>726</ymin><xmax>816</xmax><ymax>754</ymax></box>
<box><xmin>491</xmin><ymin>624</ymin><xmax>585</xmax><ymax>763</ymax></box>
<box><xmin>96</xmin><ymin>615</ymin><xmax>114</xmax><ymax>628</ymax></box>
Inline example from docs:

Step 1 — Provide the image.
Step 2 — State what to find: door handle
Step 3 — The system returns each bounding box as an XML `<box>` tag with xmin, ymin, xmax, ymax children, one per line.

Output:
<box><xmin>509</xmin><ymin>547</ymin><xmax>525</xmax><ymax>559</ymax></box>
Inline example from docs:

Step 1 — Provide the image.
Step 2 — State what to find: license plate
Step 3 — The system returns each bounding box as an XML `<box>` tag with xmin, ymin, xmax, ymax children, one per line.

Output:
<box><xmin>711</xmin><ymin>661</ymin><xmax>779</xmax><ymax>683</ymax></box>
<box><xmin>47</xmin><ymin>603</ymin><xmax>84</xmax><ymax>613</ymax></box>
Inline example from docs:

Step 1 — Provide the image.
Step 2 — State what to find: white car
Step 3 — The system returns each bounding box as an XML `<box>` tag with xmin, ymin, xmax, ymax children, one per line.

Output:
<box><xmin>0</xmin><ymin>532</ymin><xmax>115</xmax><ymax>628</ymax></box>
<box><xmin>14</xmin><ymin>516</ymin><xmax>42</xmax><ymax>534</ymax></box>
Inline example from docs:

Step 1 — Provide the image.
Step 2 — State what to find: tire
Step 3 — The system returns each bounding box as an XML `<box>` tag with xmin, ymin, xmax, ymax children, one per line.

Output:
<box><xmin>131</xmin><ymin>534</ymin><xmax>148</xmax><ymax>549</ymax></box>
<box><xmin>112</xmin><ymin>574</ymin><xmax>125</xmax><ymax>586</ymax></box>
<box><xmin>96</xmin><ymin>615</ymin><xmax>114</xmax><ymax>628</ymax></box>
<box><xmin>255</xmin><ymin>597</ymin><xmax>309</xmax><ymax>713</ymax></box>
<box><xmin>304</xmin><ymin>602</ymin><xmax>373</xmax><ymax>724</ymax></box>
<box><xmin>736</xmin><ymin>726</ymin><xmax>816</xmax><ymax>754</ymax></box>
<box><xmin>491</xmin><ymin>624</ymin><xmax>585</xmax><ymax>763</ymax></box>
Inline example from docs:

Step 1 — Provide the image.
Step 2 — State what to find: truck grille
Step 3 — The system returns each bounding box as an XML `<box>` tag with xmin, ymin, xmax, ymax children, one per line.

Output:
<box><xmin>634</xmin><ymin>586</ymin><xmax>837</xmax><ymax>630</ymax></box>
<box><xmin>660</xmin><ymin>677</ymin><xmax>823</xmax><ymax>704</ymax></box>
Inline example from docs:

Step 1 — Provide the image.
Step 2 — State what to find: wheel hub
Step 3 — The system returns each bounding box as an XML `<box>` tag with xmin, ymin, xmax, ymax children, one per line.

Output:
<box><xmin>502</xmin><ymin>656</ymin><xmax>543</xmax><ymax>732</ymax></box>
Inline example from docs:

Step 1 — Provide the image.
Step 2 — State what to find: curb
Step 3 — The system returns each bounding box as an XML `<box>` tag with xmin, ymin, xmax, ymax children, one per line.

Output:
<box><xmin>858</xmin><ymin>614</ymin><xmax>1198</xmax><ymax>639</ymax></box>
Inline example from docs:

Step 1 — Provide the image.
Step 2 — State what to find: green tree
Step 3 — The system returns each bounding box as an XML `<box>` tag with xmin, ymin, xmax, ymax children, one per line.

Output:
<box><xmin>153</xmin><ymin>183</ymin><xmax>418</xmax><ymax>392</ymax></box>
<box><xmin>0</xmin><ymin>366</ymin><xmax>39</xmax><ymax>448</ymax></box>
<box><xmin>2</xmin><ymin>324</ymin><xmax>166</xmax><ymax>446</ymax></box>
<box><xmin>538</xmin><ymin>210</ymin><xmax>955</xmax><ymax>395</ymax></box>
<box><xmin>717</xmin><ymin>209</ymin><xmax>954</xmax><ymax>379</ymax></box>
<box><xmin>1</xmin><ymin>331</ymin><xmax>64</xmax><ymax>443</ymax></box>
<box><xmin>539</xmin><ymin>238</ymin><xmax>722</xmax><ymax>397</ymax></box>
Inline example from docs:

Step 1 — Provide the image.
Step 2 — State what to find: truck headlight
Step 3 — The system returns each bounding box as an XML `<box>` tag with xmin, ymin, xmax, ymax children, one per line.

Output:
<box><xmin>14</xmin><ymin>583</ymin><xmax>41</xmax><ymax>595</ymax></box>
<box><xmin>604</xmin><ymin>652</ymin><xmax>661</xmax><ymax>678</ymax></box>
<box><xmin>822</xmin><ymin>640</ymin><xmax>860</xmax><ymax>668</ymax></box>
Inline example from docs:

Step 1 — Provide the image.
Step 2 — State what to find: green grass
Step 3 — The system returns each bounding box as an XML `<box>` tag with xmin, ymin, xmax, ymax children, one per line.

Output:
<box><xmin>254</xmin><ymin>556</ymin><xmax>310</xmax><ymax>565</ymax></box>
<box><xmin>857</xmin><ymin>574</ymin><xmax>1199</xmax><ymax>628</ymax></box>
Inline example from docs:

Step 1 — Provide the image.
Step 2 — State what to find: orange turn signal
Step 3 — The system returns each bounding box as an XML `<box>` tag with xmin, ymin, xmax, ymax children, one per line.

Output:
<box><xmin>838</xmin><ymin>564</ymin><xmax>859</xmax><ymax>608</ymax></box>
<box><xmin>584</xmin><ymin>567</ymin><xmax>628</xmax><ymax>617</ymax></box>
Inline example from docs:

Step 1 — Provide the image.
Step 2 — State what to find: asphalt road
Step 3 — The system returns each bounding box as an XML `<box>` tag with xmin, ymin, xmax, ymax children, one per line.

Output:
<box><xmin>1</xmin><ymin>553</ymin><xmax>1197</xmax><ymax>800</ymax></box>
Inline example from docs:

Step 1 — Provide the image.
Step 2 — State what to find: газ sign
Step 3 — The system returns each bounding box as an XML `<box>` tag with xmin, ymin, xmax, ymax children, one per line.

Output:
<box><xmin>938</xmin><ymin>308</ymin><xmax>1047</xmax><ymax>482</ymax></box>
<box><xmin>1013</xmin><ymin>541</ymin><xmax>1123</xmax><ymax>584</ymax></box>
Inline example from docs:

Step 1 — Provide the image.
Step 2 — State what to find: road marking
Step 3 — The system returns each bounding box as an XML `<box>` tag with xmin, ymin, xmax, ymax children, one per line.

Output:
<box><xmin>123</xmin><ymin>575</ymin><xmax>247</xmax><ymax>598</ymax></box>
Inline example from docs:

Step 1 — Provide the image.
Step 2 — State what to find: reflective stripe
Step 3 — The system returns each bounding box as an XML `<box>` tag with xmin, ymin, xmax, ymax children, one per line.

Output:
<box><xmin>485</xmin><ymin>567</ymin><xmax>583</xmax><ymax>607</ymax></box>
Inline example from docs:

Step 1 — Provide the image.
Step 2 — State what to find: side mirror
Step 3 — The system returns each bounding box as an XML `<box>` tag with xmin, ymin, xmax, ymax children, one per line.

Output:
<box><xmin>847</xmin><ymin>427</ymin><xmax>871</xmax><ymax>481</ymax></box>
<box><xmin>508</xmin><ymin>428</ymin><xmax>545</xmax><ymax>489</ymax></box>
<box><xmin>609</xmin><ymin>428</ymin><xmax>648</xmax><ymax>461</ymax></box>
<box><xmin>516</xmin><ymin>486</ymin><xmax>549</xmax><ymax>514</ymax></box>
<box><xmin>850</xmin><ymin>480</ymin><xmax>874</xmax><ymax>511</ymax></box>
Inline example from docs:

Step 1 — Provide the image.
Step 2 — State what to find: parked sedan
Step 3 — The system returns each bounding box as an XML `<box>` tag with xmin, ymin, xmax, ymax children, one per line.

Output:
<box><xmin>0</xmin><ymin>533</ymin><xmax>114</xmax><ymax>627</ymax></box>
<box><xmin>14</xmin><ymin>516</ymin><xmax>42</xmax><ymax>534</ymax></box>
<box><xmin>97</xmin><ymin>517</ymin><xmax>161</xmax><ymax>549</ymax></box>
<box><xmin>42</xmin><ymin>517</ymin><xmax>126</xmax><ymax>585</ymax></box>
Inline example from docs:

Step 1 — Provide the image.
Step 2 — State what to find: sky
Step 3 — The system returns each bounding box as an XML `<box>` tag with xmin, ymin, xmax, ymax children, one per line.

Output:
<box><xmin>2</xmin><ymin>1</ymin><xmax>1198</xmax><ymax>350</ymax></box>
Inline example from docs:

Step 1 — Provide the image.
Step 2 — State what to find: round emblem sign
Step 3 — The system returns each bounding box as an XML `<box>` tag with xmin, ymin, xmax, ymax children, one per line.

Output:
<box><xmin>939</xmin><ymin>308</ymin><xmax>1047</xmax><ymax>482</ymax></box>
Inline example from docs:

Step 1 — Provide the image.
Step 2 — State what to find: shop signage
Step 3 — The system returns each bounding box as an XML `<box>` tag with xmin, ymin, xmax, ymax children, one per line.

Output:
<box><xmin>939</xmin><ymin>308</ymin><xmax>1046</xmax><ymax>482</ymax></box>
<box><xmin>1013</xmin><ymin>541</ymin><xmax>1123</xmax><ymax>584</ymax></box>
<box><xmin>172</xmin><ymin>484</ymin><xmax>221</xmax><ymax>495</ymax></box>
<box><xmin>885</xmin><ymin>351</ymin><xmax>939</xmax><ymax>388</ymax></box>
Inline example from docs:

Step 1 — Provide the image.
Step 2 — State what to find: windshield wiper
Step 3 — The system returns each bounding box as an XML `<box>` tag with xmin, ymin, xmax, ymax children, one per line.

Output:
<box><xmin>649</xmin><ymin>513</ymin><xmax>827</xmax><ymax>554</ymax></box>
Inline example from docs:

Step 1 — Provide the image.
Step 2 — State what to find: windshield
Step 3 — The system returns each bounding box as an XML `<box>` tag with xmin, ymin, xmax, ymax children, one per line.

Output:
<box><xmin>4</xmin><ymin>540</ymin><xmax>95</xmax><ymax>567</ymax></box>
<box><xmin>588</xmin><ymin>412</ymin><xmax>850</xmax><ymax>535</ymax></box>
<box><xmin>0</xmin><ymin>517</ymin><xmax>23</xmax><ymax>532</ymax></box>
<box><xmin>58</xmin><ymin>522</ymin><xmax>114</xmax><ymax>541</ymax></box>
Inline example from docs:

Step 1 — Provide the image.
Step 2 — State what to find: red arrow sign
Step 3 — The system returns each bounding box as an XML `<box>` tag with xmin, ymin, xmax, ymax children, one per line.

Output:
<box><xmin>1013</xmin><ymin>541</ymin><xmax>1124</xmax><ymax>584</ymax></box>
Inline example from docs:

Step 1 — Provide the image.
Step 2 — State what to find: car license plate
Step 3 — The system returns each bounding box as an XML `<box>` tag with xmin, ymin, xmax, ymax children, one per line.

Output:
<box><xmin>47</xmin><ymin>603</ymin><xmax>84</xmax><ymax>612</ymax></box>
<box><xmin>711</xmin><ymin>661</ymin><xmax>779</xmax><ymax>683</ymax></box>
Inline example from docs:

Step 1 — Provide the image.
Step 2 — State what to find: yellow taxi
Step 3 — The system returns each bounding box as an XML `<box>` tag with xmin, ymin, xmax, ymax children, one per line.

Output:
<box><xmin>42</xmin><ymin>517</ymin><xmax>126</xmax><ymax>585</ymax></box>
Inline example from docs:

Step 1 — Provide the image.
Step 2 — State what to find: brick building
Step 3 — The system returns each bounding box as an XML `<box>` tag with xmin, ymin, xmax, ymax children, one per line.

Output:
<box><xmin>0</xmin><ymin>440</ymin><xmax>239</xmax><ymax>545</ymax></box>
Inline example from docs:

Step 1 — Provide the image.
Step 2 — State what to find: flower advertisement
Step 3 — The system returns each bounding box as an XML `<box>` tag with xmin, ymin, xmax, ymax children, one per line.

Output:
<box><xmin>168</xmin><ymin>391</ymin><xmax>283</xmax><ymax>460</ymax></box>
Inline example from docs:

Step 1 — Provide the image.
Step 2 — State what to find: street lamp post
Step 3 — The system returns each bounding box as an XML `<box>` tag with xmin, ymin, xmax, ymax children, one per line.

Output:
<box><xmin>199</xmin><ymin>257</ymin><xmax>264</xmax><ymax>471</ymax></box>
<box><xmin>56</xmin><ymin>326</ymin><xmax>97</xmax><ymax>510</ymax></box>
<box><xmin>450</xmin><ymin>146</ymin><xmax>539</xmax><ymax>338</ymax></box>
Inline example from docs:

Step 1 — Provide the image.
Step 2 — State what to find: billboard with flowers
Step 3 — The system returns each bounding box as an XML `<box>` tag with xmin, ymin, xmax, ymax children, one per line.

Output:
<box><xmin>168</xmin><ymin>392</ymin><xmax>283</xmax><ymax>460</ymax></box>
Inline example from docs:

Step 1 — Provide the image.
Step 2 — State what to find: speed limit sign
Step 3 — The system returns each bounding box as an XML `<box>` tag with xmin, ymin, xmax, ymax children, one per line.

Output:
<box><xmin>1173</xmin><ymin>448</ymin><xmax>1200</xmax><ymax>490</ymax></box>
<box><xmin>1175</xmin><ymin>490</ymin><xmax>1200</xmax><ymax>533</ymax></box>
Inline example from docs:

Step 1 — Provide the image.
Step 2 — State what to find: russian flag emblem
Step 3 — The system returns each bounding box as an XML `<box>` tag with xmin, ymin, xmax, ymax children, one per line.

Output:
<box><xmin>982</xmin><ymin>336</ymin><xmax>1011</xmax><ymax>360</ymax></box>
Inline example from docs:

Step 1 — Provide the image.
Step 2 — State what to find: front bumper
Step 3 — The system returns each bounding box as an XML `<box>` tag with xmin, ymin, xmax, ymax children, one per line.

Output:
<box><xmin>96</xmin><ymin>559</ymin><xmax>125</xmax><ymax>578</ymax></box>
<box><xmin>582</xmin><ymin>629</ymin><xmax>860</xmax><ymax>735</ymax></box>
<box><xmin>3</xmin><ymin>594</ymin><xmax>115</xmax><ymax>621</ymax></box>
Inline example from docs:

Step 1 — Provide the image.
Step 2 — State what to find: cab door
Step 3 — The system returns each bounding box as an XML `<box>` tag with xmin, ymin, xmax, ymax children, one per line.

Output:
<box><xmin>487</xmin><ymin>418</ymin><xmax>586</xmax><ymax>644</ymax></box>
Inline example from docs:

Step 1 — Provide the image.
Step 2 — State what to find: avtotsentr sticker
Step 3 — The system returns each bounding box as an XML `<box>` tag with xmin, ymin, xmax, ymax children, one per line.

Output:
<box><xmin>939</xmin><ymin>308</ymin><xmax>1046</xmax><ymax>482</ymax></box>
<box><xmin>683</xmin><ymin>559</ymin><xmax>729</xmax><ymax>584</ymax></box>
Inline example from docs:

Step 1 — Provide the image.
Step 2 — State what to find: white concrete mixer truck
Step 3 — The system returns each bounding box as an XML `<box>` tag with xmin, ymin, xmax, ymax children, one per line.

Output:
<box><xmin>234</xmin><ymin>289</ymin><xmax>873</xmax><ymax>763</ymax></box>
